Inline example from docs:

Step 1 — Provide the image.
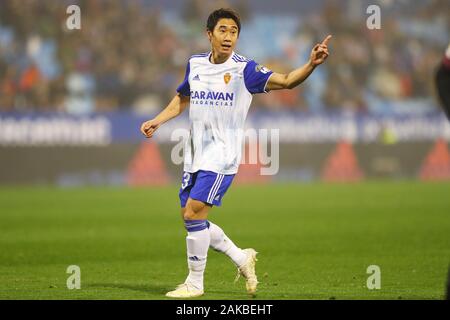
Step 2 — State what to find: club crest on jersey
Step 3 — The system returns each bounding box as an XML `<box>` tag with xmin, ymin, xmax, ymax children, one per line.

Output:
<box><xmin>224</xmin><ymin>73</ymin><xmax>231</xmax><ymax>84</ymax></box>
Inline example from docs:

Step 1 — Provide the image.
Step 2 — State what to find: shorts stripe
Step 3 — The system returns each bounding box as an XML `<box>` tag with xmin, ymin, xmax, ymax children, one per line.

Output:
<box><xmin>213</xmin><ymin>174</ymin><xmax>225</xmax><ymax>201</ymax></box>
<box><xmin>208</xmin><ymin>174</ymin><xmax>224</xmax><ymax>203</ymax></box>
<box><xmin>210</xmin><ymin>174</ymin><xmax>224</xmax><ymax>203</ymax></box>
<box><xmin>206</xmin><ymin>174</ymin><xmax>221</xmax><ymax>203</ymax></box>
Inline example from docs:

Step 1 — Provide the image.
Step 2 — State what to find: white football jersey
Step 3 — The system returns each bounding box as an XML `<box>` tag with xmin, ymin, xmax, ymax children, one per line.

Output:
<box><xmin>177</xmin><ymin>51</ymin><xmax>273</xmax><ymax>175</ymax></box>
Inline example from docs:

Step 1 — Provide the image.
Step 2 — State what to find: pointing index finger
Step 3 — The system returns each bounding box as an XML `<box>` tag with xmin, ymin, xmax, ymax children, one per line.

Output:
<box><xmin>321</xmin><ymin>35</ymin><xmax>332</xmax><ymax>46</ymax></box>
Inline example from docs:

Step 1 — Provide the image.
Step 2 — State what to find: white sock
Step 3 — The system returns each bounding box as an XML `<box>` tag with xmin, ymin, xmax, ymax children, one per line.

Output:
<box><xmin>208</xmin><ymin>221</ymin><xmax>247</xmax><ymax>267</ymax></box>
<box><xmin>185</xmin><ymin>228</ymin><xmax>210</xmax><ymax>290</ymax></box>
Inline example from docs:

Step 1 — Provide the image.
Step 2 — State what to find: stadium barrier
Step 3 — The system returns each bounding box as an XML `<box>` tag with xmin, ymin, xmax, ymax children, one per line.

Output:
<box><xmin>1</xmin><ymin>111</ymin><xmax>449</xmax><ymax>186</ymax></box>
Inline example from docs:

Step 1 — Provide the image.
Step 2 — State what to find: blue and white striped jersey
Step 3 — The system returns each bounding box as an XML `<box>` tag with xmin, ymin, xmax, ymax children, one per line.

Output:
<box><xmin>177</xmin><ymin>51</ymin><xmax>273</xmax><ymax>174</ymax></box>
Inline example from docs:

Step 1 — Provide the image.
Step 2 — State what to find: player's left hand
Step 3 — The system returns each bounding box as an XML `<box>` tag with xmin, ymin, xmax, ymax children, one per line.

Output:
<box><xmin>310</xmin><ymin>35</ymin><xmax>332</xmax><ymax>67</ymax></box>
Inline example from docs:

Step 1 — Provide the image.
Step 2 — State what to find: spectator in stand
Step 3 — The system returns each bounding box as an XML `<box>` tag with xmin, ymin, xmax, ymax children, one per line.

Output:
<box><xmin>0</xmin><ymin>0</ymin><xmax>447</xmax><ymax>114</ymax></box>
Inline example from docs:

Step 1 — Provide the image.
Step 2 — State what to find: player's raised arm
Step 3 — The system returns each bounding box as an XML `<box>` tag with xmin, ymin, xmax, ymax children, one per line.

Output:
<box><xmin>266</xmin><ymin>35</ymin><xmax>332</xmax><ymax>91</ymax></box>
<box><xmin>140</xmin><ymin>93</ymin><xmax>190</xmax><ymax>138</ymax></box>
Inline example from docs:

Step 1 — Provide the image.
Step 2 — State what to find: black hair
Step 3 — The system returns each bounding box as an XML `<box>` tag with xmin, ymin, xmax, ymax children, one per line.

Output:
<box><xmin>206</xmin><ymin>8</ymin><xmax>241</xmax><ymax>35</ymax></box>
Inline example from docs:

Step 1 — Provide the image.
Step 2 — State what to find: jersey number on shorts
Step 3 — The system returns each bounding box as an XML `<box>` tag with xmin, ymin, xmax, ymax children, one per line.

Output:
<box><xmin>181</xmin><ymin>172</ymin><xmax>191</xmax><ymax>189</ymax></box>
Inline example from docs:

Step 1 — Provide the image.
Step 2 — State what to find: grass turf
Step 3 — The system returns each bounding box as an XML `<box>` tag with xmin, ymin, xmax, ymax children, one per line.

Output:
<box><xmin>0</xmin><ymin>181</ymin><xmax>449</xmax><ymax>300</ymax></box>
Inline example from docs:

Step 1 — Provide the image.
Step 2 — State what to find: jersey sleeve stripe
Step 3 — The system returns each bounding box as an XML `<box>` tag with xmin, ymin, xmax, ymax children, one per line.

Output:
<box><xmin>232</xmin><ymin>54</ymin><xmax>249</xmax><ymax>63</ymax></box>
<box><xmin>235</xmin><ymin>54</ymin><xmax>249</xmax><ymax>62</ymax></box>
<box><xmin>232</xmin><ymin>56</ymin><xmax>250</xmax><ymax>62</ymax></box>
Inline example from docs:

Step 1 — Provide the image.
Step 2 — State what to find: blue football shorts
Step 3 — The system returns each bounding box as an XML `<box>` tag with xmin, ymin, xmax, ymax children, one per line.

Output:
<box><xmin>179</xmin><ymin>170</ymin><xmax>235</xmax><ymax>208</ymax></box>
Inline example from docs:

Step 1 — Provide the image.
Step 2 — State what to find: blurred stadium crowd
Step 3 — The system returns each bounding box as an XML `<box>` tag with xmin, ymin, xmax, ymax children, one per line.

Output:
<box><xmin>0</xmin><ymin>0</ymin><xmax>448</xmax><ymax>115</ymax></box>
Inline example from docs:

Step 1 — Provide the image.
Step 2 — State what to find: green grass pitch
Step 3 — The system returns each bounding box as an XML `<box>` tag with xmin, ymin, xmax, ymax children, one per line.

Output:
<box><xmin>1</xmin><ymin>181</ymin><xmax>449</xmax><ymax>300</ymax></box>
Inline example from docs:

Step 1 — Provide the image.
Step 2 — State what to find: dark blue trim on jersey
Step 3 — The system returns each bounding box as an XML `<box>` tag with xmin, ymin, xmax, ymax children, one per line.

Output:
<box><xmin>232</xmin><ymin>53</ymin><xmax>249</xmax><ymax>63</ymax></box>
<box><xmin>176</xmin><ymin>61</ymin><xmax>191</xmax><ymax>96</ymax></box>
<box><xmin>191</xmin><ymin>52</ymin><xmax>210</xmax><ymax>58</ymax></box>
<box><xmin>243</xmin><ymin>60</ymin><xmax>273</xmax><ymax>94</ymax></box>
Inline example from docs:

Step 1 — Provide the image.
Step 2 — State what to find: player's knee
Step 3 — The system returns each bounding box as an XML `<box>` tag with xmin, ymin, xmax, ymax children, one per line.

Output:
<box><xmin>183</xmin><ymin>199</ymin><xmax>208</xmax><ymax>220</ymax></box>
<box><xmin>183</xmin><ymin>208</ymin><xmax>198</xmax><ymax>220</ymax></box>
<box><xmin>183</xmin><ymin>207</ymin><xmax>206</xmax><ymax>220</ymax></box>
<box><xmin>183</xmin><ymin>205</ymin><xmax>210</xmax><ymax>232</ymax></box>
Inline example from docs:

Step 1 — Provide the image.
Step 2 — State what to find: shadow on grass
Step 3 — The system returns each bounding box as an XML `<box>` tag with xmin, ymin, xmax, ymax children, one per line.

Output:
<box><xmin>88</xmin><ymin>283</ymin><xmax>168</xmax><ymax>295</ymax></box>
<box><xmin>87</xmin><ymin>283</ymin><xmax>368</xmax><ymax>300</ymax></box>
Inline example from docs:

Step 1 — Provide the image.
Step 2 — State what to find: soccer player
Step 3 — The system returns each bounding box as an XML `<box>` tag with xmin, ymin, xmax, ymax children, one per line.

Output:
<box><xmin>141</xmin><ymin>8</ymin><xmax>331</xmax><ymax>298</ymax></box>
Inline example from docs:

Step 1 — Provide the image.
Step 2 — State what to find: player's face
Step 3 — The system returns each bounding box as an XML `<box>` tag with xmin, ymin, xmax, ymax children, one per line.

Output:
<box><xmin>208</xmin><ymin>18</ymin><xmax>239</xmax><ymax>56</ymax></box>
